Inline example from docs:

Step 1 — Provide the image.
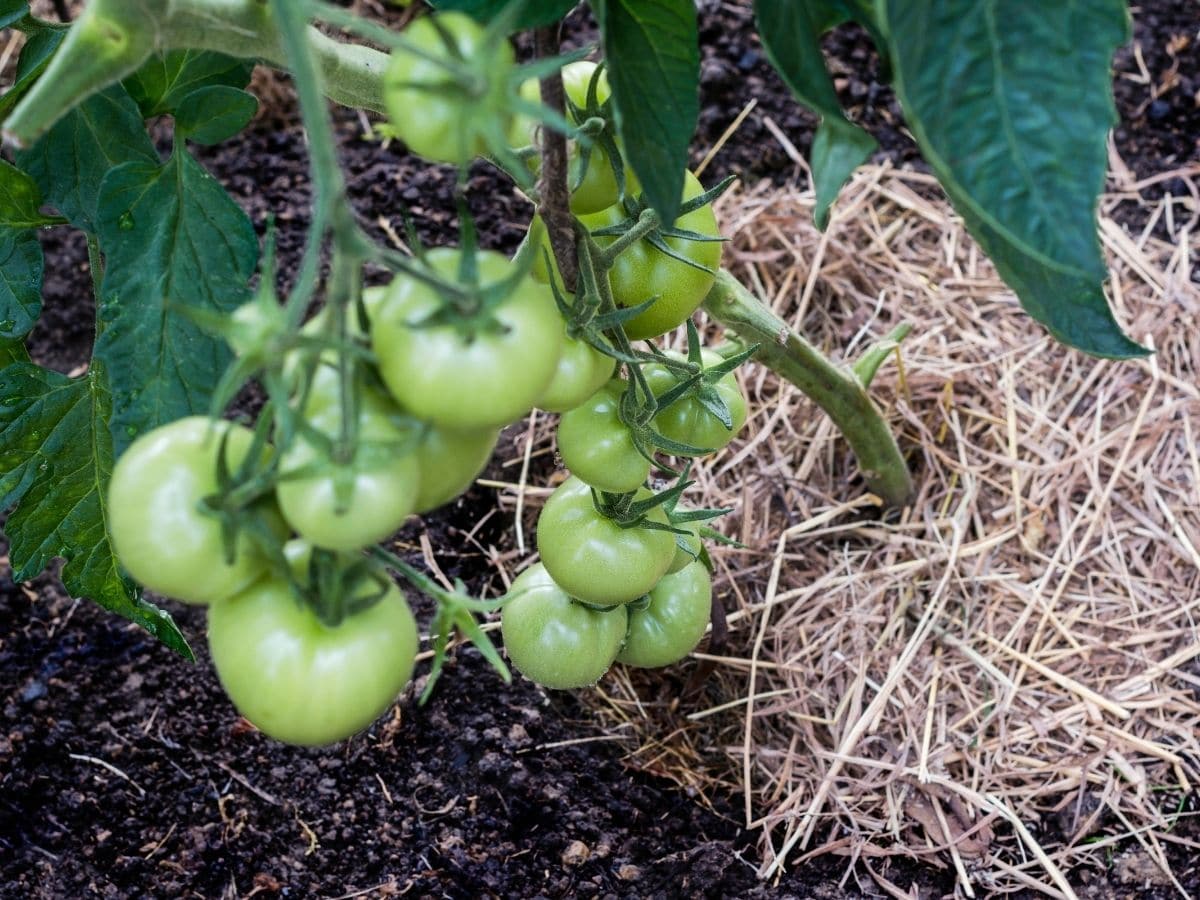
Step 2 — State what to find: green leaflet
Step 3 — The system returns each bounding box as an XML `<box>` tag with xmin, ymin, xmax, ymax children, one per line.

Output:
<box><xmin>14</xmin><ymin>84</ymin><xmax>157</xmax><ymax>233</ymax></box>
<box><xmin>595</xmin><ymin>0</ymin><xmax>699</xmax><ymax>227</ymax></box>
<box><xmin>123</xmin><ymin>49</ymin><xmax>254</xmax><ymax>118</ymax></box>
<box><xmin>94</xmin><ymin>148</ymin><xmax>258</xmax><ymax>455</ymax></box>
<box><xmin>881</xmin><ymin>0</ymin><xmax>1144</xmax><ymax>358</ymax></box>
<box><xmin>754</xmin><ymin>0</ymin><xmax>877</xmax><ymax>230</ymax></box>
<box><xmin>0</xmin><ymin>228</ymin><xmax>42</xmax><ymax>341</ymax></box>
<box><xmin>0</xmin><ymin>361</ymin><xmax>192</xmax><ymax>658</ymax></box>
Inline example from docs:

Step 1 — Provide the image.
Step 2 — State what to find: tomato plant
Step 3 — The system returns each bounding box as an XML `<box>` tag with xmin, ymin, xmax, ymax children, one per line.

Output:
<box><xmin>500</xmin><ymin>562</ymin><xmax>628</xmax><ymax>689</ymax></box>
<box><xmin>207</xmin><ymin>545</ymin><xmax>419</xmax><ymax>745</ymax></box>
<box><xmin>0</xmin><ymin>0</ymin><xmax>1141</xmax><ymax>746</ymax></box>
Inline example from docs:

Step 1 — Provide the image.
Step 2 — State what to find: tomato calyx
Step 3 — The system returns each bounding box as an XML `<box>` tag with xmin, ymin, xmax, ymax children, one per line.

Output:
<box><xmin>588</xmin><ymin>471</ymin><xmax>694</xmax><ymax>539</ymax></box>
<box><xmin>402</xmin><ymin>216</ymin><xmax>540</xmax><ymax>342</ymax></box>
<box><xmin>591</xmin><ymin>174</ymin><xmax>734</xmax><ymax>273</ymax></box>
<box><xmin>283</xmin><ymin>543</ymin><xmax>394</xmax><ymax>628</ymax></box>
<box><xmin>648</xmin><ymin>323</ymin><xmax>757</xmax><ymax>434</ymax></box>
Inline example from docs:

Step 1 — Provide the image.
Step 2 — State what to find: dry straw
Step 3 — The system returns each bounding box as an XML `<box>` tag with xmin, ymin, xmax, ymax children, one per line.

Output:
<box><xmin>576</xmin><ymin>158</ymin><xmax>1199</xmax><ymax>897</ymax></box>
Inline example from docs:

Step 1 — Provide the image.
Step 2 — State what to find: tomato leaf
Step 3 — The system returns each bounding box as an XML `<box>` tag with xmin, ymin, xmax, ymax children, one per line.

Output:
<box><xmin>0</xmin><ymin>362</ymin><xmax>193</xmax><ymax>658</ymax></box>
<box><xmin>94</xmin><ymin>149</ymin><xmax>258</xmax><ymax>454</ymax></box>
<box><xmin>0</xmin><ymin>339</ymin><xmax>29</xmax><ymax>368</ymax></box>
<box><xmin>14</xmin><ymin>84</ymin><xmax>157</xmax><ymax>233</ymax></box>
<box><xmin>0</xmin><ymin>1</ymin><xmax>27</xmax><ymax>29</ymax></box>
<box><xmin>595</xmin><ymin>0</ymin><xmax>699</xmax><ymax>227</ymax></box>
<box><xmin>754</xmin><ymin>0</ymin><xmax>877</xmax><ymax>230</ymax></box>
<box><xmin>0</xmin><ymin>158</ymin><xmax>59</xmax><ymax>229</ymax></box>
<box><xmin>123</xmin><ymin>50</ymin><xmax>254</xmax><ymax>118</ymax></box>
<box><xmin>881</xmin><ymin>0</ymin><xmax>1144</xmax><ymax>358</ymax></box>
<box><xmin>0</xmin><ymin>228</ymin><xmax>42</xmax><ymax>340</ymax></box>
<box><xmin>175</xmin><ymin>85</ymin><xmax>258</xmax><ymax>145</ymax></box>
<box><xmin>428</xmin><ymin>0</ymin><xmax>577</xmax><ymax>30</ymax></box>
<box><xmin>0</xmin><ymin>28</ymin><xmax>63</xmax><ymax>124</ymax></box>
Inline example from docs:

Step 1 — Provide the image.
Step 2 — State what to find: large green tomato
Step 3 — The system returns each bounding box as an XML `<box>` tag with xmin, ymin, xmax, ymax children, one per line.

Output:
<box><xmin>108</xmin><ymin>417</ymin><xmax>281</xmax><ymax>605</ymax></box>
<box><xmin>617</xmin><ymin>562</ymin><xmax>712</xmax><ymax>668</ymax></box>
<box><xmin>536</xmin><ymin>476</ymin><xmax>675</xmax><ymax>606</ymax></box>
<box><xmin>577</xmin><ymin>171</ymin><xmax>721</xmax><ymax>340</ymax></box>
<box><xmin>276</xmin><ymin>387</ymin><xmax>421</xmax><ymax>551</ymax></box>
<box><xmin>207</xmin><ymin>552</ymin><xmax>418</xmax><ymax>746</ymax></box>
<box><xmin>556</xmin><ymin>379</ymin><xmax>650</xmax><ymax>493</ymax></box>
<box><xmin>383</xmin><ymin>12</ymin><xmax>515</xmax><ymax>165</ymax></box>
<box><xmin>413</xmin><ymin>423</ymin><xmax>498</xmax><ymax>514</ymax></box>
<box><xmin>500</xmin><ymin>563</ymin><xmax>628</xmax><ymax>689</ymax></box>
<box><xmin>537</xmin><ymin>329</ymin><xmax>615</xmax><ymax>414</ymax></box>
<box><xmin>371</xmin><ymin>248</ymin><xmax>564</xmax><ymax>430</ymax></box>
<box><xmin>645</xmin><ymin>349</ymin><xmax>747</xmax><ymax>455</ymax></box>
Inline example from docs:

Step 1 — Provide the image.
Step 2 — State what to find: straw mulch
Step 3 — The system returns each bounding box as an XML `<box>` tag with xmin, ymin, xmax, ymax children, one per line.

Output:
<box><xmin>532</xmin><ymin>159</ymin><xmax>1197</xmax><ymax>898</ymax></box>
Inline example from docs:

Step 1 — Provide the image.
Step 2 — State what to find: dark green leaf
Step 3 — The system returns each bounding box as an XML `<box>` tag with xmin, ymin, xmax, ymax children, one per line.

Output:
<box><xmin>0</xmin><ymin>27</ymin><xmax>65</xmax><ymax>124</ymax></box>
<box><xmin>0</xmin><ymin>339</ymin><xmax>29</xmax><ymax>367</ymax></box>
<box><xmin>14</xmin><ymin>84</ymin><xmax>157</xmax><ymax>232</ymax></box>
<box><xmin>0</xmin><ymin>1</ymin><xmax>26</xmax><ymax>29</ymax></box>
<box><xmin>123</xmin><ymin>50</ymin><xmax>254</xmax><ymax>118</ymax></box>
<box><xmin>881</xmin><ymin>0</ymin><xmax>1144</xmax><ymax>358</ymax></box>
<box><xmin>596</xmin><ymin>0</ymin><xmax>699</xmax><ymax>226</ymax></box>
<box><xmin>0</xmin><ymin>228</ymin><xmax>42</xmax><ymax>340</ymax></box>
<box><xmin>94</xmin><ymin>149</ymin><xmax>257</xmax><ymax>453</ymax></box>
<box><xmin>175</xmin><ymin>85</ymin><xmax>258</xmax><ymax>145</ymax></box>
<box><xmin>754</xmin><ymin>0</ymin><xmax>877</xmax><ymax>229</ymax></box>
<box><xmin>0</xmin><ymin>361</ymin><xmax>192</xmax><ymax>657</ymax></box>
<box><xmin>428</xmin><ymin>0</ymin><xmax>577</xmax><ymax>30</ymax></box>
<box><xmin>0</xmin><ymin>158</ymin><xmax>57</xmax><ymax>228</ymax></box>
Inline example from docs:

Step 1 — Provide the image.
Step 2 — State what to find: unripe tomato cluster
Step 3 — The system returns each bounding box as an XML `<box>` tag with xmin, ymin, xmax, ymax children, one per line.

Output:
<box><xmin>104</xmin><ymin>11</ymin><xmax>750</xmax><ymax>745</ymax></box>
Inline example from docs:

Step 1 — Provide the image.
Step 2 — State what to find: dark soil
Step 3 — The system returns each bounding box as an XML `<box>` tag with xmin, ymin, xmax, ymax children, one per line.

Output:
<box><xmin>3</xmin><ymin>2</ymin><xmax>1198</xmax><ymax>898</ymax></box>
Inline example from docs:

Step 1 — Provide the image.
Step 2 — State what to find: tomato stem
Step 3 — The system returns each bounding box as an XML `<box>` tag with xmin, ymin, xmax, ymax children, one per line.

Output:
<box><xmin>702</xmin><ymin>270</ymin><xmax>915</xmax><ymax>509</ymax></box>
<box><xmin>534</xmin><ymin>26</ymin><xmax>578</xmax><ymax>294</ymax></box>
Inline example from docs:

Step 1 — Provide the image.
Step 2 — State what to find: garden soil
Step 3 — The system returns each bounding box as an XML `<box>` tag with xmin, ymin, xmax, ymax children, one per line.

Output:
<box><xmin>2</xmin><ymin>1</ymin><xmax>1198</xmax><ymax>898</ymax></box>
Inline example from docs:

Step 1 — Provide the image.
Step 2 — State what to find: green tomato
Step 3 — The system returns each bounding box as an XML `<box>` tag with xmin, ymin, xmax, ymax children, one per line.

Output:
<box><xmin>617</xmin><ymin>562</ymin><xmax>712</xmax><ymax>668</ymax></box>
<box><xmin>538</xmin><ymin>330</ymin><xmax>615</xmax><ymax>414</ymax></box>
<box><xmin>500</xmin><ymin>562</ymin><xmax>628</xmax><ymax>689</ymax></box>
<box><xmin>536</xmin><ymin>476</ymin><xmax>675</xmax><ymax>606</ymax></box>
<box><xmin>383</xmin><ymin>12</ymin><xmax>515</xmax><ymax>165</ymax></box>
<box><xmin>276</xmin><ymin>387</ymin><xmax>421</xmax><ymax>551</ymax></box>
<box><xmin>371</xmin><ymin>247</ymin><xmax>564</xmax><ymax>429</ymax></box>
<box><xmin>108</xmin><ymin>416</ymin><xmax>281</xmax><ymax>605</ymax></box>
<box><xmin>644</xmin><ymin>349</ymin><xmax>747</xmax><ymax>456</ymax></box>
<box><xmin>556</xmin><ymin>379</ymin><xmax>650</xmax><ymax>493</ymax></box>
<box><xmin>577</xmin><ymin>171</ymin><xmax>721</xmax><ymax>340</ymax></box>
<box><xmin>413</xmin><ymin>423</ymin><xmax>498</xmax><ymax>514</ymax></box>
<box><xmin>207</xmin><ymin>552</ymin><xmax>418</xmax><ymax>746</ymax></box>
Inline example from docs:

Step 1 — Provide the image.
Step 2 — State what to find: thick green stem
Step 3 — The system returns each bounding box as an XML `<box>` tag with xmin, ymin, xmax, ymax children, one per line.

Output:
<box><xmin>703</xmin><ymin>270</ymin><xmax>914</xmax><ymax>508</ymax></box>
<box><xmin>5</xmin><ymin>0</ymin><xmax>388</xmax><ymax>146</ymax></box>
